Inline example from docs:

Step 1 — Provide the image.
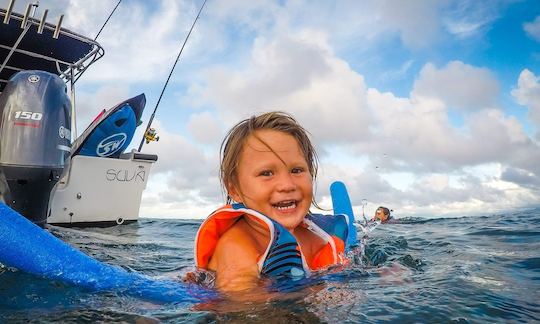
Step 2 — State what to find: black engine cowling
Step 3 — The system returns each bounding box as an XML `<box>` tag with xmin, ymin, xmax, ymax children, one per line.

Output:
<box><xmin>0</xmin><ymin>71</ymin><xmax>71</xmax><ymax>225</ymax></box>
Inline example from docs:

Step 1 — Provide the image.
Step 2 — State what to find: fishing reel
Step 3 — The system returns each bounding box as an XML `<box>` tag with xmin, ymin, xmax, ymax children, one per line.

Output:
<box><xmin>144</xmin><ymin>128</ymin><xmax>160</xmax><ymax>144</ymax></box>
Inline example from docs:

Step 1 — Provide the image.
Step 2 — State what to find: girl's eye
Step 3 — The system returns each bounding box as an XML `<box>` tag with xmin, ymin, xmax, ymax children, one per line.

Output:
<box><xmin>259</xmin><ymin>170</ymin><xmax>273</xmax><ymax>177</ymax></box>
<box><xmin>291</xmin><ymin>167</ymin><xmax>305</xmax><ymax>174</ymax></box>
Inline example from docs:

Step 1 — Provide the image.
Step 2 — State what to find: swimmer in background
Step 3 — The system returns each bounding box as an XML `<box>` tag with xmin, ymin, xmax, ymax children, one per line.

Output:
<box><xmin>192</xmin><ymin>111</ymin><xmax>353</xmax><ymax>294</ymax></box>
<box><xmin>372</xmin><ymin>206</ymin><xmax>393</xmax><ymax>223</ymax></box>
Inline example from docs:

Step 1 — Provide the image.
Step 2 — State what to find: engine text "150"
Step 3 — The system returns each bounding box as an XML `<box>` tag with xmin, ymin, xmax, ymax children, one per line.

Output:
<box><xmin>106</xmin><ymin>169</ymin><xmax>146</xmax><ymax>182</ymax></box>
<box><xmin>14</xmin><ymin>111</ymin><xmax>43</xmax><ymax>120</ymax></box>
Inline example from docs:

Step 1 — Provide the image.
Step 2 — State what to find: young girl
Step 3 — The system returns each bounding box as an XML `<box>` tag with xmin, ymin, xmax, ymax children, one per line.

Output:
<box><xmin>194</xmin><ymin>112</ymin><xmax>352</xmax><ymax>292</ymax></box>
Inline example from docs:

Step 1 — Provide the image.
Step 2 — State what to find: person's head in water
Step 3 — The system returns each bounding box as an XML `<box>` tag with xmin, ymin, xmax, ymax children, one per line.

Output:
<box><xmin>374</xmin><ymin>206</ymin><xmax>391</xmax><ymax>222</ymax></box>
<box><xmin>220</xmin><ymin>111</ymin><xmax>319</xmax><ymax>231</ymax></box>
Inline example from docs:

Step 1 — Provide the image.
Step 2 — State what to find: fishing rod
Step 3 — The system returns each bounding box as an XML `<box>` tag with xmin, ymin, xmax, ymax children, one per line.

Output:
<box><xmin>138</xmin><ymin>0</ymin><xmax>208</xmax><ymax>152</ymax></box>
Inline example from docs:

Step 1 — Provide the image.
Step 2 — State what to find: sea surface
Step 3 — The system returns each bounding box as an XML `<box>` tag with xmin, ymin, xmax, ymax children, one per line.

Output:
<box><xmin>1</xmin><ymin>208</ymin><xmax>539</xmax><ymax>323</ymax></box>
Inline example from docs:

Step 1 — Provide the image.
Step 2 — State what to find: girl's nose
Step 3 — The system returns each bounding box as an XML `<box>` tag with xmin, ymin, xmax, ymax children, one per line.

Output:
<box><xmin>276</xmin><ymin>173</ymin><xmax>296</xmax><ymax>192</ymax></box>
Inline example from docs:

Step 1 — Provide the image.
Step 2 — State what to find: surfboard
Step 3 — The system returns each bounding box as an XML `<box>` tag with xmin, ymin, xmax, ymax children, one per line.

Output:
<box><xmin>71</xmin><ymin>94</ymin><xmax>146</xmax><ymax>158</ymax></box>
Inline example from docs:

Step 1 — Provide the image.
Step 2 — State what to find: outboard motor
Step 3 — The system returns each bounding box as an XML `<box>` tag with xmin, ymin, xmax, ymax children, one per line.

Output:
<box><xmin>0</xmin><ymin>71</ymin><xmax>71</xmax><ymax>226</ymax></box>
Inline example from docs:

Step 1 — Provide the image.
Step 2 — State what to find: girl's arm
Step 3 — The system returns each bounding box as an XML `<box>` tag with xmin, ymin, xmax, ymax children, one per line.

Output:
<box><xmin>209</xmin><ymin>225</ymin><xmax>261</xmax><ymax>292</ymax></box>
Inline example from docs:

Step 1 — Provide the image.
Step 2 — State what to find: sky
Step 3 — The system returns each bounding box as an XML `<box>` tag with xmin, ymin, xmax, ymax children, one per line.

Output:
<box><xmin>12</xmin><ymin>0</ymin><xmax>540</xmax><ymax>219</ymax></box>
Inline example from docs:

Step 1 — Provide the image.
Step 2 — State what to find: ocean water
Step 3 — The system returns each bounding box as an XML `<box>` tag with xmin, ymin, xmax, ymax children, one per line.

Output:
<box><xmin>1</xmin><ymin>208</ymin><xmax>539</xmax><ymax>323</ymax></box>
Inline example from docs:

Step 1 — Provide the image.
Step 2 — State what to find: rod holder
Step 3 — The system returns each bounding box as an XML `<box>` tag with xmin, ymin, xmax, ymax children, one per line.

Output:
<box><xmin>37</xmin><ymin>9</ymin><xmax>47</xmax><ymax>34</ymax></box>
<box><xmin>21</xmin><ymin>3</ymin><xmax>32</xmax><ymax>28</ymax></box>
<box><xmin>53</xmin><ymin>14</ymin><xmax>63</xmax><ymax>39</ymax></box>
<box><xmin>3</xmin><ymin>0</ymin><xmax>15</xmax><ymax>24</ymax></box>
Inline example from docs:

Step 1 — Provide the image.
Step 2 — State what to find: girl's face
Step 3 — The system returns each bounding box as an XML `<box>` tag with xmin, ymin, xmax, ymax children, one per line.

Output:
<box><xmin>375</xmin><ymin>209</ymin><xmax>388</xmax><ymax>222</ymax></box>
<box><xmin>228</xmin><ymin>129</ymin><xmax>313</xmax><ymax>231</ymax></box>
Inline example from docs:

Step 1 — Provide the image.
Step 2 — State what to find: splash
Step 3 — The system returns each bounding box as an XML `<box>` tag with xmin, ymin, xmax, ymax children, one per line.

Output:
<box><xmin>348</xmin><ymin>218</ymin><xmax>381</xmax><ymax>267</ymax></box>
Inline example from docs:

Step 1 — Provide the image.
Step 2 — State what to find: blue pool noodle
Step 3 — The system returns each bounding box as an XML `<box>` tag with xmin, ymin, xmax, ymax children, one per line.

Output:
<box><xmin>330</xmin><ymin>181</ymin><xmax>358</xmax><ymax>251</ymax></box>
<box><xmin>0</xmin><ymin>181</ymin><xmax>355</xmax><ymax>301</ymax></box>
<box><xmin>0</xmin><ymin>203</ymin><xmax>215</xmax><ymax>303</ymax></box>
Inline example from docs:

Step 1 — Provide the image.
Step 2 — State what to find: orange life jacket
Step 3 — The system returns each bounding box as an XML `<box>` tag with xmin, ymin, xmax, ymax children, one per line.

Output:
<box><xmin>194</xmin><ymin>204</ymin><xmax>351</xmax><ymax>279</ymax></box>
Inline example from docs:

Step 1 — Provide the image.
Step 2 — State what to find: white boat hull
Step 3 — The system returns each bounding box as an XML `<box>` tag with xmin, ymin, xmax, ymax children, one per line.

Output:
<box><xmin>48</xmin><ymin>151</ymin><xmax>157</xmax><ymax>225</ymax></box>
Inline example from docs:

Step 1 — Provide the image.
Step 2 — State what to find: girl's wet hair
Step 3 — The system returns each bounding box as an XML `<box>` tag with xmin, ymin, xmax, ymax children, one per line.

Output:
<box><xmin>220</xmin><ymin>111</ymin><xmax>318</xmax><ymax>205</ymax></box>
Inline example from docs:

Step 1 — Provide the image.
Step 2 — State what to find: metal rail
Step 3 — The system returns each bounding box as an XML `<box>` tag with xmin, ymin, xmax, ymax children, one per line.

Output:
<box><xmin>0</xmin><ymin>4</ymin><xmax>104</xmax><ymax>89</ymax></box>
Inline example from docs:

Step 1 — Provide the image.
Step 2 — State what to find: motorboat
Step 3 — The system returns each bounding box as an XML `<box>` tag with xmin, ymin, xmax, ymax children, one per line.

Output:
<box><xmin>0</xmin><ymin>1</ymin><xmax>157</xmax><ymax>226</ymax></box>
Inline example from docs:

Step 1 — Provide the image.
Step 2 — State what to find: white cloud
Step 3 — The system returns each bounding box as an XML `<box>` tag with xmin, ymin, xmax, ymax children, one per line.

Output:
<box><xmin>193</xmin><ymin>52</ymin><xmax>539</xmax><ymax>218</ymax></box>
<box><xmin>46</xmin><ymin>0</ymin><xmax>206</xmax><ymax>83</ymax></box>
<box><xmin>524</xmin><ymin>15</ymin><xmax>540</xmax><ymax>42</ymax></box>
<box><xmin>140</xmin><ymin>172</ymin><xmax>218</xmax><ymax>219</ymax></box>
<box><xmin>186</xmin><ymin>111</ymin><xmax>224</xmax><ymax>145</ymax></box>
<box><xmin>511</xmin><ymin>69</ymin><xmax>540</xmax><ymax>128</ymax></box>
<box><xmin>33</xmin><ymin>0</ymin><xmax>510</xmax><ymax>90</ymax></box>
<box><xmin>63</xmin><ymin>0</ymin><xmax>118</xmax><ymax>37</ymax></box>
<box><xmin>463</xmin><ymin>109</ymin><xmax>532</xmax><ymax>164</ymax></box>
<box><xmin>379</xmin><ymin>60</ymin><xmax>414</xmax><ymax>82</ymax></box>
<box><xmin>501</xmin><ymin>167</ymin><xmax>540</xmax><ymax>190</ymax></box>
<box><xmin>278</xmin><ymin>1</ymin><xmax>443</xmax><ymax>49</ymax></box>
<box><xmin>376</xmin><ymin>0</ymin><xmax>441</xmax><ymax>48</ymax></box>
<box><xmin>445</xmin><ymin>21</ymin><xmax>484</xmax><ymax>38</ymax></box>
<box><xmin>442</xmin><ymin>1</ymin><xmax>502</xmax><ymax>39</ymax></box>
<box><xmin>205</xmin><ymin>0</ymin><xmax>281</xmax><ymax>33</ymax></box>
<box><xmin>75</xmin><ymin>85</ymin><xmax>131</xmax><ymax>132</ymax></box>
<box><xmin>187</xmin><ymin>27</ymin><xmax>540</xmax><ymax>218</ymax></box>
<box><xmin>412</xmin><ymin>61</ymin><xmax>500</xmax><ymax>111</ymax></box>
<box><xmin>200</xmin><ymin>31</ymin><xmax>371</xmax><ymax>144</ymax></box>
<box><xmin>139</xmin><ymin>121</ymin><xmax>223</xmax><ymax>211</ymax></box>
<box><xmin>364</xmin><ymin>85</ymin><xmax>540</xmax><ymax>174</ymax></box>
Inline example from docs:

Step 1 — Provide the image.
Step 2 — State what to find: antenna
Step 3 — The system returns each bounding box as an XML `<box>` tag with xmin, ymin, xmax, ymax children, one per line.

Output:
<box><xmin>94</xmin><ymin>0</ymin><xmax>122</xmax><ymax>41</ymax></box>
